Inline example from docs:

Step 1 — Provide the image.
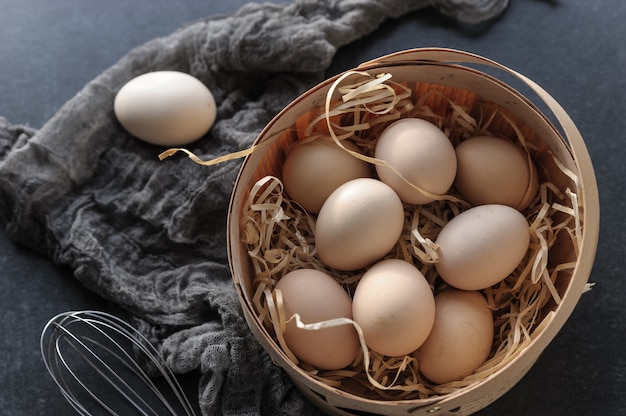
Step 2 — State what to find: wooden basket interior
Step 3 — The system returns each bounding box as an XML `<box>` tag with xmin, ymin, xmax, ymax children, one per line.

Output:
<box><xmin>227</xmin><ymin>61</ymin><xmax>584</xmax><ymax>415</ymax></box>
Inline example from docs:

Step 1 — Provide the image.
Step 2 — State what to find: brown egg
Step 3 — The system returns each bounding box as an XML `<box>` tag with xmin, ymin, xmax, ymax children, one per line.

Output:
<box><xmin>454</xmin><ymin>135</ymin><xmax>539</xmax><ymax>211</ymax></box>
<box><xmin>415</xmin><ymin>289</ymin><xmax>494</xmax><ymax>384</ymax></box>
<box><xmin>315</xmin><ymin>178</ymin><xmax>404</xmax><ymax>271</ymax></box>
<box><xmin>282</xmin><ymin>139</ymin><xmax>371</xmax><ymax>213</ymax></box>
<box><xmin>352</xmin><ymin>259</ymin><xmax>436</xmax><ymax>357</ymax></box>
<box><xmin>435</xmin><ymin>204</ymin><xmax>530</xmax><ymax>290</ymax></box>
<box><xmin>375</xmin><ymin>118</ymin><xmax>457</xmax><ymax>204</ymax></box>
<box><xmin>274</xmin><ymin>269</ymin><xmax>359</xmax><ymax>370</ymax></box>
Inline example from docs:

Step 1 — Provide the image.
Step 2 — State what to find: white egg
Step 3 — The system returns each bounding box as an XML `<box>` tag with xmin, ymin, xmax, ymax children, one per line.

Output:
<box><xmin>114</xmin><ymin>71</ymin><xmax>216</xmax><ymax>146</ymax></box>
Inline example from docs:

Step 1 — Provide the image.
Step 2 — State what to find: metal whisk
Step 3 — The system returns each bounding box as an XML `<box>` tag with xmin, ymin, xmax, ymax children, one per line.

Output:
<box><xmin>40</xmin><ymin>310</ymin><xmax>197</xmax><ymax>416</ymax></box>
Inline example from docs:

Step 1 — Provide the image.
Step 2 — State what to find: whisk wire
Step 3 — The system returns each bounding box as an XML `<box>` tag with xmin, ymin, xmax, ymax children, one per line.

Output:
<box><xmin>59</xmin><ymin>330</ymin><xmax>157</xmax><ymax>416</ymax></box>
<box><xmin>40</xmin><ymin>310</ymin><xmax>197</xmax><ymax>416</ymax></box>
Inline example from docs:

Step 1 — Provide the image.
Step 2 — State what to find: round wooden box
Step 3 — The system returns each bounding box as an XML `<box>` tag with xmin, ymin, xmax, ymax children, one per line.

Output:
<box><xmin>227</xmin><ymin>48</ymin><xmax>599</xmax><ymax>415</ymax></box>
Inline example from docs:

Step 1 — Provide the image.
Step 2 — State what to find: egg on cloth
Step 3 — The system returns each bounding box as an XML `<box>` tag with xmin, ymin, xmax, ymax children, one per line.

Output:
<box><xmin>282</xmin><ymin>138</ymin><xmax>372</xmax><ymax>214</ymax></box>
<box><xmin>352</xmin><ymin>259</ymin><xmax>436</xmax><ymax>357</ymax></box>
<box><xmin>435</xmin><ymin>204</ymin><xmax>531</xmax><ymax>290</ymax></box>
<box><xmin>274</xmin><ymin>269</ymin><xmax>359</xmax><ymax>370</ymax></box>
<box><xmin>114</xmin><ymin>71</ymin><xmax>217</xmax><ymax>146</ymax></box>
<box><xmin>374</xmin><ymin>118</ymin><xmax>457</xmax><ymax>205</ymax></box>
<box><xmin>414</xmin><ymin>289</ymin><xmax>494</xmax><ymax>384</ymax></box>
<box><xmin>454</xmin><ymin>135</ymin><xmax>539</xmax><ymax>210</ymax></box>
<box><xmin>315</xmin><ymin>178</ymin><xmax>404</xmax><ymax>271</ymax></box>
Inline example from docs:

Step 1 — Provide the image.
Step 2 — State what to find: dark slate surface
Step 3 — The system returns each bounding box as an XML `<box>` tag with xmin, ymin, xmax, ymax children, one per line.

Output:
<box><xmin>1</xmin><ymin>0</ymin><xmax>624</xmax><ymax>415</ymax></box>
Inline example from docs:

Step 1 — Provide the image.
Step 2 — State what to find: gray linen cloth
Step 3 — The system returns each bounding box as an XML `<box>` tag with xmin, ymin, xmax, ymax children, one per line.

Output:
<box><xmin>0</xmin><ymin>1</ymin><xmax>508</xmax><ymax>414</ymax></box>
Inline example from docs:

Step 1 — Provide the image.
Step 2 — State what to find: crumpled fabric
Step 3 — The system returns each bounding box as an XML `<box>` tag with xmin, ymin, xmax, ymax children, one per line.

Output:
<box><xmin>0</xmin><ymin>0</ymin><xmax>509</xmax><ymax>414</ymax></box>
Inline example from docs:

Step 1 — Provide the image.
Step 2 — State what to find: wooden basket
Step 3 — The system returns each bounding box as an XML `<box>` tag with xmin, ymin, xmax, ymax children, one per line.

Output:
<box><xmin>227</xmin><ymin>48</ymin><xmax>599</xmax><ymax>415</ymax></box>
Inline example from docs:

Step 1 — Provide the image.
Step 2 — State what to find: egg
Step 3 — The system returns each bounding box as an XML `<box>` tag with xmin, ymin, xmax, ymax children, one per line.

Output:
<box><xmin>282</xmin><ymin>139</ymin><xmax>372</xmax><ymax>213</ymax></box>
<box><xmin>352</xmin><ymin>259</ymin><xmax>436</xmax><ymax>357</ymax></box>
<box><xmin>414</xmin><ymin>289</ymin><xmax>494</xmax><ymax>384</ymax></box>
<box><xmin>454</xmin><ymin>135</ymin><xmax>539</xmax><ymax>210</ymax></box>
<box><xmin>114</xmin><ymin>71</ymin><xmax>217</xmax><ymax>146</ymax></box>
<box><xmin>274</xmin><ymin>269</ymin><xmax>359</xmax><ymax>370</ymax></box>
<box><xmin>435</xmin><ymin>204</ymin><xmax>530</xmax><ymax>290</ymax></box>
<box><xmin>315</xmin><ymin>178</ymin><xmax>404</xmax><ymax>271</ymax></box>
<box><xmin>374</xmin><ymin>118</ymin><xmax>457</xmax><ymax>204</ymax></box>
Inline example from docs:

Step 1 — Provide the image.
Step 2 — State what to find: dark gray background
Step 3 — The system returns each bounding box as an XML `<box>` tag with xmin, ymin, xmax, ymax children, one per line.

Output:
<box><xmin>1</xmin><ymin>0</ymin><xmax>624</xmax><ymax>415</ymax></box>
